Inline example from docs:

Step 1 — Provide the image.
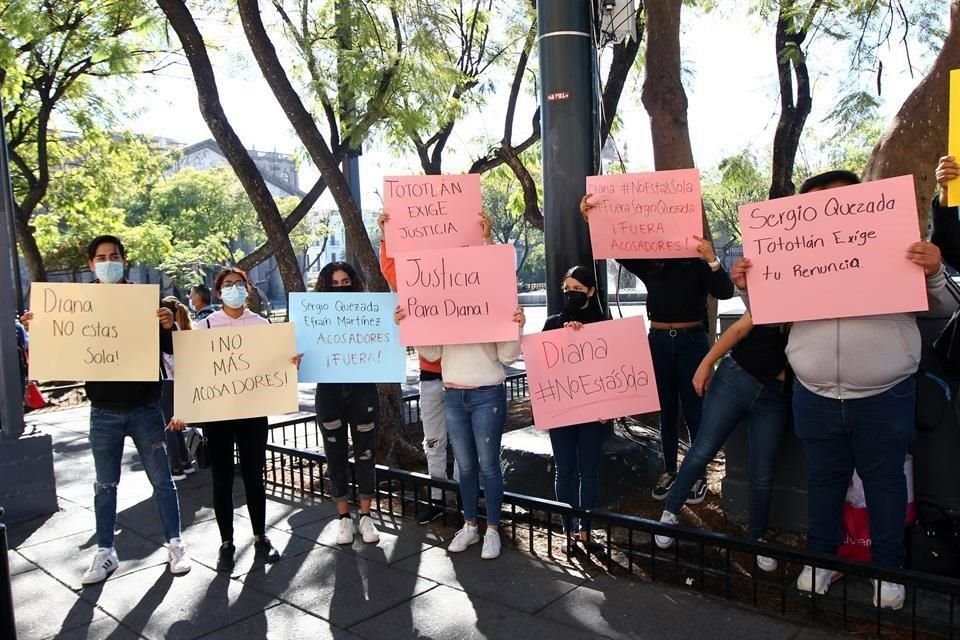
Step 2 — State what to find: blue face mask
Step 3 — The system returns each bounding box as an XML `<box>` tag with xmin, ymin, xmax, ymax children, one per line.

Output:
<box><xmin>220</xmin><ymin>284</ymin><xmax>249</xmax><ymax>309</ymax></box>
<box><xmin>94</xmin><ymin>261</ymin><xmax>124</xmax><ymax>284</ymax></box>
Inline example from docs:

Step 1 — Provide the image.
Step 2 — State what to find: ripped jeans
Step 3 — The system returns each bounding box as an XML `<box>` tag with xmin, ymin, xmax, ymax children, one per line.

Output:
<box><xmin>315</xmin><ymin>383</ymin><xmax>379</xmax><ymax>502</ymax></box>
<box><xmin>89</xmin><ymin>402</ymin><xmax>182</xmax><ymax>548</ymax></box>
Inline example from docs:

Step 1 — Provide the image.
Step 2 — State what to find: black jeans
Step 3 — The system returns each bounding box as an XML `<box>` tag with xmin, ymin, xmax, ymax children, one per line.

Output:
<box><xmin>315</xmin><ymin>383</ymin><xmax>378</xmax><ymax>502</ymax></box>
<box><xmin>205</xmin><ymin>417</ymin><xmax>269</xmax><ymax>542</ymax></box>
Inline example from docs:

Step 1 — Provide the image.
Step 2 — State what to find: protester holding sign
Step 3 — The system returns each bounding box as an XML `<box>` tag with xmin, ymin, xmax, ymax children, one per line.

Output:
<box><xmin>931</xmin><ymin>155</ymin><xmax>960</xmax><ymax>270</ymax></box>
<box><xmin>654</xmin><ymin>311</ymin><xmax>790</xmax><ymax>574</ymax></box>
<box><xmin>395</xmin><ymin>294</ymin><xmax>526</xmax><ymax>561</ymax></box>
<box><xmin>379</xmin><ymin>211</ymin><xmax>468</xmax><ymax>524</ymax></box>
<box><xmin>312</xmin><ymin>262</ymin><xmax>382</xmax><ymax>546</ymax></box>
<box><xmin>732</xmin><ymin>171</ymin><xmax>954</xmax><ymax>610</ymax></box>
<box><xmin>21</xmin><ymin>235</ymin><xmax>191</xmax><ymax>585</ymax></box>
<box><xmin>541</xmin><ymin>265</ymin><xmax>608</xmax><ymax>555</ymax></box>
<box><xmin>580</xmin><ymin>193</ymin><xmax>735</xmax><ymax>503</ymax></box>
<box><xmin>159</xmin><ymin>296</ymin><xmax>196</xmax><ymax>481</ymax></box>
<box><xmin>173</xmin><ymin>267</ymin><xmax>288</xmax><ymax>571</ymax></box>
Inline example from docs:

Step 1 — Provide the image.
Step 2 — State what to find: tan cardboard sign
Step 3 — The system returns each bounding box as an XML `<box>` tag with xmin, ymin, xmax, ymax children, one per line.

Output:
<box><xmin>28</xmin><ymin>282</ymin><xmax>160</xmax><ymax>382</ymax></box>
<box><xmin>173</xmin><ymin>323</ymin><xmax>298</xmax><ymax>423</ymax></box>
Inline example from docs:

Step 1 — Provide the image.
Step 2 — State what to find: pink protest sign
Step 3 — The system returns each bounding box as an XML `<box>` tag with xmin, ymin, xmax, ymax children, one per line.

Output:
<box><xmin>739</xmin><ymin>174</ymin><xmax>927</xmax><ymax>324</ymax></box>
<box><xmin>383</xmin><ymin>174</ymin><xmax>484</xmax><ymax>252</ymax></box>
<box><xmin>523</xmin><ymin>316</ymin><xmax>660</xmax><ymax>430</ymax></box>
<box><xmin>396</xmin><ymin>244</ymin><xmax>519</xmax><ymax>346</ymax></box>
<box><xmin>586</xmin><ymin>169</ymin><xmax>703</xmax><ymax>259</ymax></box>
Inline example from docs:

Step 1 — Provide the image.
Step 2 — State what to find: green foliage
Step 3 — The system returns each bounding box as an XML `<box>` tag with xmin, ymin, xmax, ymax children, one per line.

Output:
<box><xmin>702</xmin><ymin>150</ymin><xmax>769</xmax><ymax>248</ymax></box>
<box><xmin>482</xmin><ymin>157</ymin><xmax>545</xmax><ymax>283</ymax></box>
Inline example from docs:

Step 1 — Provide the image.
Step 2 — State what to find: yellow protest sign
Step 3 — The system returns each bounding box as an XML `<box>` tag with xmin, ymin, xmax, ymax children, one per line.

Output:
<box><xmin>28</xmin><ymin>283</ymin><xmax>160</xmax><ymax>382</ymax></box>
<box><xmin>949</xmin><ymin>68</ymin><xmax>960</xmax><ymax>207</ymax></box>
<box><xmin>173</xmin><ymin>323</ymin><xmax>298</xmax><ymax>423</ymax></box>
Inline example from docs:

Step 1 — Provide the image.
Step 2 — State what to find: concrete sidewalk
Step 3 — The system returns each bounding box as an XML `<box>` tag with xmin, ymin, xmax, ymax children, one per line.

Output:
<box><xmin>7</xmin><ymin>406</ymin><xmax>841</xmax><ymax>640</ymax></box>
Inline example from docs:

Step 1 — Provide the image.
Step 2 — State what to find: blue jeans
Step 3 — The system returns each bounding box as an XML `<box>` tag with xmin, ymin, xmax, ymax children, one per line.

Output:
<box><xmin>665</xmin><ymin>357</ymin><xmax>789</xmax><ymax>539</ymax></box>
<box><xmin>89</xmin><ymin>402</ymin><xmax>182</xmax><ymax>547</ymax></box>
<box><xmin>549</xmin><ymin>422</ymin><xmax>605</xmax><ymax>533</ymax></box>
<box><xmin>445</xmin><ymin>385</ymin><xmax>506</xmax><ymax>526</ymax></box>
<box><xmin>793</xmin><ymin>376</ymin><xmax>915</xmax><ymax>568</ymax></box>
<box><xmin>649</xmin><ymin>329</ymin><xmax>710</xmax><ymax>473</ymax></box>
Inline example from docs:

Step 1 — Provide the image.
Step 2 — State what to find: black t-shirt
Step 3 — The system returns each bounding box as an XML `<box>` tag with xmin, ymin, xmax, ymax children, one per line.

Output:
<box><xmin>618</xmin><ymin>259</ymin><xmax>735</xmax><ymax>324</ymax></box>
<box><xmin>730</xmin><ymin>324</ymin><xmax>788</xmax><ymax>384</ymax></box>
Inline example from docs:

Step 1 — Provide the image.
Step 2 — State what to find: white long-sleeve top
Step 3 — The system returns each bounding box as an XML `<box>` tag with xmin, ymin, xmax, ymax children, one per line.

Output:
<box><xmin>417</xmin><ymin>341</ymin><xmax>521</xmax><ymax>388</ymax></box>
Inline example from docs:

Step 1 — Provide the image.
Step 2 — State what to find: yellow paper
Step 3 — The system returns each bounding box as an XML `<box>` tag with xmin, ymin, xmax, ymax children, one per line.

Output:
<box><xmin>949</xmin><ymin>68</ymin><xmax>960</xmax><ymax>207</ymax></box>
<box><xmin>173</xmin><ymin>323</ymin><xmax>298</xmax><ymax>423</ymax></box>
<box><xmin>28</xmin><ymin>283</ymin><xmax>160</xmax><ymax>382</ymax></box>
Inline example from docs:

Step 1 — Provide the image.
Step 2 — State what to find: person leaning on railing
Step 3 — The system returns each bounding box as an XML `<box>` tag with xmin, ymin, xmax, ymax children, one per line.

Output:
<box><xmin>579</xmin><ymin>194</ymin><xmax>736</xmax><ymax>505</ymax></box>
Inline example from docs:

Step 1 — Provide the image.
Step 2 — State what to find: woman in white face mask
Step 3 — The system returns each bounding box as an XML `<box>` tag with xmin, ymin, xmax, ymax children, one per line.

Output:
<box><xmin>177</xmin><ymin>268</ymin><xmax>282</xmax><ymax>571</ymax></box>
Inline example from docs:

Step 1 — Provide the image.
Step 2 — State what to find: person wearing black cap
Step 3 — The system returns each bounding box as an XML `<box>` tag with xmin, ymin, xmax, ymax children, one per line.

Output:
<box><xmin>732</xmin><ymin>171</ymin><xmax>953</xmax><ymax>610</ymax></box>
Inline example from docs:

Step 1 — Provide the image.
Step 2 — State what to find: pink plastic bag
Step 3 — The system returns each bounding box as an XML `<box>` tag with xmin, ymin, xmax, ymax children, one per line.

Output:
<box><xmin>837</xmin><ymin>455</ymin><xmax>915</xmax><ymax>562</ymax></box>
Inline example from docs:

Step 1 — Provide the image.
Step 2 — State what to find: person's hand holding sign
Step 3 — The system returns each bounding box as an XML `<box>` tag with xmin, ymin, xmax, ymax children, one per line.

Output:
<box><xmin>20</xmin><ymin>310</ymin><xmax>33</xmax><ymax>331</ymax></box>
<box><xmin>157</xmin><ymin>307</ymin><xmax>174</xmax><ymax>330</ymax></box>
<box><xmin>480</xmin><ymin>212</ymin><xmax>494</xmax><ymax>245</ymax></box>
<box><xmin>579</xmin><ymin>193</ymin><xmax>596</xmax><ymax>223</ymax></box>
<box><xmin>564</xmin><ymin>321</ymin><xmax>584</xmax><ymax>331</ymax></box>
<box><xmin>290</xmin><ymin>354</ymin><xmax>304</xmax><ymax>369</ymax></box>
<box><xmin>731</xmin><ymin>258</ymin><xmax>752</xmax><ymax>291</ymax></box>
<box><xmin>693</xmin><ymin>235</ymin><xmax>720</xmax><ymax>270</ymax></box>
<box><xmin>907</xmin><ymin>241</ymin><xmax>943</xmax><ymax>276</ymax></box>
<box><xmin>376</xmin><ymin>212</ymin><xmax>390</xmax><ymax>235</ymax></box>
<box><xmin>937</xmin><ymin>156</ymin><xmax>959</xmax><ymax>207</ymax></box>
<box><xmin>513</xmin><ymin>307</ymin><xmax>526</xmax><ymax>330</ymax></box>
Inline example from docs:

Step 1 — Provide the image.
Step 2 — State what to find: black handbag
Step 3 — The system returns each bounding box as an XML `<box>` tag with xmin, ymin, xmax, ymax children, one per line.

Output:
<box><xmin>933</xmin><ymin>277</ymin><xmax>960</xmax><ymax>374</ymax></box>
<box><xmin>909</xmin><ymin>501</ymin><xmax>960</xmax><ymax>577</ymax></box>
<box><xmin>185</xmin><ymin>427</ymin><xmax>211</xmax><ymax>469</ymax></box>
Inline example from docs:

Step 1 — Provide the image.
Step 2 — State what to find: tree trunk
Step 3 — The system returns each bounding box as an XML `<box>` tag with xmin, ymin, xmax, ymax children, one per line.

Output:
<box><xmin>641</xmin><ymin>0</ymin><xmax>693</xmax><ymax>170</ymax></box>
<box><xmin>862</xmin><ymin>0</ymin><xmax>960</xmax><ymax>234</ymax></box>
<box><xmin>236</xmin><ymin>0</ymin><xmax>387</xmax><ymax>294</ymax></box>
<box><xmin>13</xmin><ymin>206</ymin><xmax>47</xmax><ymax>282</ymax></box>
<box><xmin>156</xmin><ymin>0</ymin><xmax>305</xmax><ymax>294</ymax></box>
<box><xmin>769</xmin><ymin>2</ymin><xmax>813</xmax><ymax>199</ymax></box>
<box><xmin>377</xmin><ymin>383</ymin><xmax>424</xmax><ymax>468</ymax></box>
<box><xmin>641</xmin><ymin>0</ymin><xmax>718</xmax><ymax>341</ymax></box>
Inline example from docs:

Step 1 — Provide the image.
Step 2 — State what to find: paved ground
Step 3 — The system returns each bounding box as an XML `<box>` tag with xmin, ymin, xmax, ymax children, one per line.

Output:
<box><xmin>7</xmin><ymin>406</ymin><xmax>840</xmax><ymax>640</ymax></box>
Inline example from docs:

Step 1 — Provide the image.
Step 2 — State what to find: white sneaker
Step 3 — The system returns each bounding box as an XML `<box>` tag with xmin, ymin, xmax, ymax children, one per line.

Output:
<box><xmin>755</xmin><ymin>539</ymin><xmax>778</xmax><ymax>572</ymax></box>
<box><xmin>872</xmin><ymin>579</ymin><xmax>906</xmax><ymax>610</ymax></box>
<box><xmin>655</xmin><ymin>511</ymin><xmax>678</xmax><ymax>549</ymax></box>
<box><xmin>167</xmin><ymin>538</ymin><xmax>191</xmax><ymax>575</ymax></box>
<box><xmin>358</xmin><ymin>515</ymin><xmax>380</xmax><ymax>544</ymax></box>
<box><xmin>796</xmin><ymin>565</ymin><xmax>842</xmax><ymax>595</ymax></box>
<box><xmin>756</xmin><ymin>555</ymin><xmax>778</xmax><ymax>572</ymax></box>
<box><xmin>81</xmin><ymin>547</ymin><xmax>119</xmax><ymax>585</ymax></box>
<box><xmin>447</xmin><ymin>524</ymin><xmax>480</xmax><ymax>553</ymax></box>
<box><xmin>336</xmin><ymin>516</ymin><xmax>355</xmax><ymax>545</ymax></box>
<box><xmin>481</xmin><ymin>529</ymin><xmax>501</xmax><ymax>560</ymax></box>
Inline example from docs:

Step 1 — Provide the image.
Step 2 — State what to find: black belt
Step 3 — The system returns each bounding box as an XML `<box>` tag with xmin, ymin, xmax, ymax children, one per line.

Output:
<box><xmin>650</xmin><ymin>325</ymin><xmax>706</xmax><ymax>336</ymax></box>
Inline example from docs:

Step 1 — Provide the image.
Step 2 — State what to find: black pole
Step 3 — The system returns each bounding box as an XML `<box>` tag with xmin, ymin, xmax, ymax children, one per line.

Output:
<box><xmin>0</xmin><ymin>509</ymin><xmax>16</xmax><ymax>640</ymax></box>
<box><xmin>341</xmin><ymin>152</ymin><xmax>363</xmax><ymax>268</ymax></box>
<box><xmin>538</xmin><ymin>1</ymin><xmax>605</xmax><ymax>316</ymax></box>
<box><xmin>0</xmin><ymin>98</ymin><xmax>26</xmax><ymax>439</ymax></box>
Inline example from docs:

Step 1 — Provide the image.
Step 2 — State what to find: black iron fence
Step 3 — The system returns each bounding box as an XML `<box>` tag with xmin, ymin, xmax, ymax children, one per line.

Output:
<box><xmin>263</xmin><ymin>440</ymin><xmax>960</xmax><ymax>639</ymax></box>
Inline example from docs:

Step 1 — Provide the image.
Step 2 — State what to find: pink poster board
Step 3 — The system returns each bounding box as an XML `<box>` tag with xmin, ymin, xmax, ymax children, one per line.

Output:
<box><xmin>739</xmin><ymin>174</ymin><xmax>928</xmax><ymax>324</ymax></box>
<box><xmin>396</xmin><ymin>244</ymin><xmax>519</xmax><ymax>346</ymax></box>
<box><xmin>586</xmin><ymin>169</ymin><xmax>703</xmax><ymax>259</ymax></box>
<box><xmin>523</xmin><ymin>316</ymin><xmax>660</xmax><ymax>430</ymax></box>
<box><xmin>383</xmin><ymin>174</ymin><xmax>484</xmax><ymax>252</ymax></box>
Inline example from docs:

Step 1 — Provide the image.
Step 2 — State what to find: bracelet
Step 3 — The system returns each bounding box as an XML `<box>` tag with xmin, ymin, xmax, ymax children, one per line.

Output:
<box><xmin>707</xmin><ymin>259</ymin><xmax>720</xmax><ymax>268</ymax></box>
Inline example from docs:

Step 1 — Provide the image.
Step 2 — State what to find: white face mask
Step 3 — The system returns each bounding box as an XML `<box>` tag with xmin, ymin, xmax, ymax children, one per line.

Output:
<box><xmin>220</xmin><ymin>284</ymin><xmax>249</xmax><ymax>309</ymax></box>
<box><xmin>94</xmin><ymin>261</ymin><xmax>124</xmax><ymax>284</ymax></box>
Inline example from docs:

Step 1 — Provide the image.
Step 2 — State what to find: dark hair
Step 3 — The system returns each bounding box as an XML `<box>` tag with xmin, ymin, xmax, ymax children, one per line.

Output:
<box><xmin>86</xmin><ymin>235</ymin><xmax>126</xmax><ymax>261</ymax></box>
<box><xmin>798</xmin><ymin>170</ymin><xmax>861</xmax><ymax>194</ymax></box>
<box><xmin>190</xmin><ymin>283</ymin><xmax>212</xmax><ymax>305</ymax></box>
<box><xmin>562</xmin><ymin>265</ymin><xmax>597</xmax><ymax>291</ymax></box>
<box><xmin>214</xmin><ymin>267</ymin><xmax>249</xmax><ymax>293</ymax></box>
<box><xmin>315</xmin><ymin>261</ymin><xmax>366</xmax><ymax>292</ymax></box>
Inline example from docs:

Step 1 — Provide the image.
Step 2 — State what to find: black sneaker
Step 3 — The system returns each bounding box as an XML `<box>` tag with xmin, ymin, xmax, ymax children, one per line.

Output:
<box><xmin>651</xmin><ymin>472</ymin><xmax>677</xmax><ymax>501</ymax></box>
<box><xmin>686</xmin><ymin>478</ymin><xmax>708</xmax><ymax>505</ymax></box>
<box><xmin>216</xmin><ymin>541</ymin><xmax>236</xmax><ymax>572</ymax></box>
<box><xmin>254</xmin><ymin>536</ymin><xmax>281</xmax><ymax>563</ymax></box>
<box><xmin>416</xmin><ymin>504</ymin><xmax>444</xmax><ymax>525</ymax></box>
